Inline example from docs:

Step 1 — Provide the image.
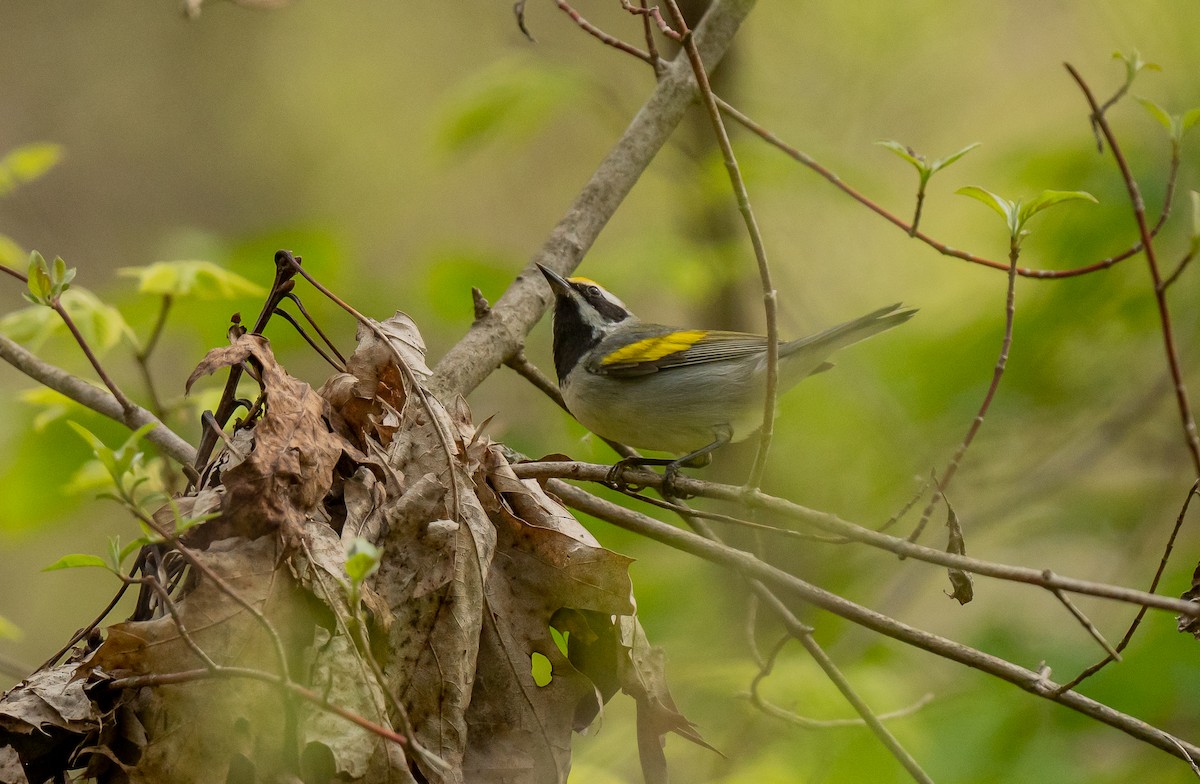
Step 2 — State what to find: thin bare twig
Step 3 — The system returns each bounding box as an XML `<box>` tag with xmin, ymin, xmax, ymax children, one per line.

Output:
<box><xmin>554</xmin><ymin>1</ymin><xmax>654</xmax><ymax>63</ymax></box>
<box><xmin>663</xmin><ymin>0</ymin><xmax>779</xmax><ymax>490</ymax></box>
<box><xmin>133</xmin><ymin>293</ymin><xmax>171</xmax><ymax>417</ymax></box>
<box><xmin>1065</xmin><ymin>62</ymin><xmax>1200</xmax><ymax>476</ymax></box>
<box><xmin>712</xmin><ymin>96</ymin><xmax>1176</xmax><ymax>281</ymax></box>
<box><xmin>620</xmin><ymin>0</ymin><xmax>683</xmax><ymax>41</ymax></box>
<box><xmin>1052</xmin><ymin>588</ymin><xmax>1122</xmax><ymax>660</ymax></box>
<box><xmin>1056</xmin><ymin>479</ymin><xmax>1200</xmax><ymax>694</ymax></box>
<box><xmin>909</xmin><ymin>235</ymin><xmax>1021</xmax><ymax>542</ymax></box>
<box><xmin>665</xmin><ymin>490</ymin><xmax>932</xmax><ymax>781</ymax></box>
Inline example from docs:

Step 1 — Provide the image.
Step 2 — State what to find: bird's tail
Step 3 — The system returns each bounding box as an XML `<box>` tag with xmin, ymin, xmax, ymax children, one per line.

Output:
<box><xmin>778</xmin><ymin>303</ymin><xmax>916</xmax><ymax>379</ymax></box>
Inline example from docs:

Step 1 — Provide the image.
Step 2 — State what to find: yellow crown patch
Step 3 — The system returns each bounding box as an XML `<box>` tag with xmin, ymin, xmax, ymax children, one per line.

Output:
<box><xmin>601</xmin><ymin>330</ymin><xmax>708</xmax><ymax>365</ymax></box>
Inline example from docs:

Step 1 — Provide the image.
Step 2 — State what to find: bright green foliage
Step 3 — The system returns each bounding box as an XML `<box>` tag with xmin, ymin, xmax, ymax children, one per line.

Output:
<box><xmin>0</xmin><ymin>142</ymin><xmax>64</xmax><ymax>197</ymax></box>
<box><xmin>43</xmin><ymin>553</ymin><xmax>111</xmax><ymax>572</ymax></box>
<box><xmin>956</xmin><ymin>186</ymin><xmax>1098</xmax><ymax>248</ymax></box>
<box><xmin>19</xmin><ymin>388</ymin><xmax>90</xmax><ymax>432</ymax></box>
<box><xmin>1113</xmin><ymin>50</ymin><xmax>1161</xmax><ymax>84</ymax></box>
<box><xmin>43</xmin><ymin>424</ymin><xmax>216</xmax><ymax>575</ymax></box>
<box><xmin>549</xmin><ymin>625</ymin><xmax>569</xmax><ymax>657</ymax></box>
<box><xmin>1137</xmin><ymin>97</ymin><xmax>1200</xmax><ymax>148</ymax></box>
<box><xmin>22</xmin><ymin>251</ymin><xmax>75</xmax><ymax>306</ymax></box>
<box><xmin>66</xmin><ymin>421</ymin><xmax>159</xmax><ymax>500</ymax></box>
<box><xmin>117</xmin><ymin>259</ymin><xmax>265</xmax><ymax>299</ymax></box>
<box><xmin>44</xmin><ymin>533</ymin><xmax>156</xmax><ymax>575</ymax></box>
<box><xmin>876</xmin><ymin>140</ymin><xmax>981</xmax><ymax>188</ymax></box>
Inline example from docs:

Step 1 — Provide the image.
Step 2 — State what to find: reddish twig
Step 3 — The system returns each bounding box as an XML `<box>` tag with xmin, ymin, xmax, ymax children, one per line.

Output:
<box><xmin>712</xmin><ymin>96</ymin><xmax>1175</xmax><ymax>280</ymax></box>
<box><xmin>1055</xmin><ymin>480</ymin><xmax>1200</xmax><ymax>694</ymax></box>
<box><xmin>1064</xmin><ymin>62</ymin><xmax>1200</xmax><ymax>476</ymax></box>
<box><xmin>620</xmin><ymin>0</ymin><xmax>683</xmax><ymax>41</ymax></box>
<box><xmin>909</xmin><ymin>238</ymin><xmax>1021</xmax><ymax>542</ymax></box>
<box><xmin>554</xmin><ymin>1</ymin><xmax>655</xmax><ymax>63</ymax></box>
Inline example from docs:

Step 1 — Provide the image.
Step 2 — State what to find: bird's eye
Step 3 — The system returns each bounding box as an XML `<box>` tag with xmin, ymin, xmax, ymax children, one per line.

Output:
<box><xmin>585</xmin><ymin>285</ymin><xmax>601</xmax><ymax>298</ymax></box>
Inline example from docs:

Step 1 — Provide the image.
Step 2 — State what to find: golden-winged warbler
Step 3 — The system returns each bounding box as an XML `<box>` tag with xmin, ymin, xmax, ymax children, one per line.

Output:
<box><xmin>538</xmin><ymin>264</ymin><xmax>914</xmax><ymax>491</ymax></box>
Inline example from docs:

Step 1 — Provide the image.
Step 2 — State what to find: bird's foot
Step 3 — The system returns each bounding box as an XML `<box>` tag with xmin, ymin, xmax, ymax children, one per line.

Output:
<box><xmin>605</xmin><ymin>458</ymin><xmax>647</xmax><ymax>493</ymax></box>
<box><xmin>661</xmin><ymin>462</ymin><xmax>694</xmax><ymax>500</ymax></box>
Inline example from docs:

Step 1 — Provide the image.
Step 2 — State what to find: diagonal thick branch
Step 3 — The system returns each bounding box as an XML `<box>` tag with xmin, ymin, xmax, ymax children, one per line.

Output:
<box><xmin>426</xmin><ymin>0</ymin><xmax>756</xmax><ymax>402</ymax></box>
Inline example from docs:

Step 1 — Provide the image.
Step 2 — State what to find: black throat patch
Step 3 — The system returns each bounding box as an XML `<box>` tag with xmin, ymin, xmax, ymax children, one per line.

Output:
<box><xmin>552</xmin><ymin>297</ymin><xmax>604</xmax><ymax>381</ymax></box>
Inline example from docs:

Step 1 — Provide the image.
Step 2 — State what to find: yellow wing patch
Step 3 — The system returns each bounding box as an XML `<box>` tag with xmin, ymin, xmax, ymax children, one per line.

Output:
<box><xmin>600</xmin><ymin>330</ymin><xmax>708</xmax><ymax>365</ymax></box>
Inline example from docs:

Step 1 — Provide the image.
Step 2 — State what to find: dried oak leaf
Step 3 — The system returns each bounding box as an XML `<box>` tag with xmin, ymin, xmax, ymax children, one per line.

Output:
<box><xmin>187</xmin><ymin>334</ymin><xmax>348</xmax><ymax>544</ymax></box>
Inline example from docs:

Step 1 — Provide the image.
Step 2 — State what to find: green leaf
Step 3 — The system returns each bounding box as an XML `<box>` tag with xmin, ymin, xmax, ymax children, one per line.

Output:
<box><xmin>177</xmin><ymin>511</ymin><xmax>220</xmax><ymax>533</ymax></box>
<box><xmin>43</xmin><ymin>553</ymin><xmax>111</xmax><ymax>571</ymax></box>
<box><xmin>929</xmin><ymin>142</ymin><xmax>981</xmax><ymax>174</ymax></box>
<box><xmin>956</xmin><ymin>186</ymin><xmax>1017</xmax><ymax>230</ymax></box>
<box><xmin>25</xmin><ymin>251</ymin><xmax>50</xmax><ymax>304</ymax></box>
<box><xmin>117</xmin><ymin>260</ymin><xmax>265</xmax><ymax>299</ymax></box>
<box><xmin>0</xmin><ymin>142</ymin><xmax>65</xmax><ymax>197</ymax></box>
<box><xmin>549</xmin><ymin>626</ymin><xmax>570</xmax><ymax>657</ymax></box>
<box><xmin>118</xmin><ymin>537</ymin><xmax>151</xmax><ymax>565</ymax></box>
<box><xmin>1137</xmin><ymin>97</ymin><xmax>1173</xmax><ymax>131</ymax></box>
<box><xmin>875</xmin><ymin>140</ymin><xmax>924</xmax><ymax>170</ymax></box>
<box><xmin>1018</xmin><ymin>190</ymin><xmax>1098</xmax><ymax>225</ymax></box>
<box><xmin>344</xmin><ymin>538</ymin><xmax>381</xmax><ymax>586</ymax></box>
<box><xmin>1182</xmin><ymin>107</ymin><xmax>1200</xmax><ymax>136</ymax></box>
<box><xmin>19</xmin><ymin>387</ymin><xmax>84</xmax><ymax>431</ymax></box>
<box><xmin>66</xmin><ymin>421</ymin><xmax>119</xmax><ymax>481</ymax></box>
<box><xmin>1113</xmin><ymin>50</ymin><xmax>1160</xmax><ymax>82</ymax></box>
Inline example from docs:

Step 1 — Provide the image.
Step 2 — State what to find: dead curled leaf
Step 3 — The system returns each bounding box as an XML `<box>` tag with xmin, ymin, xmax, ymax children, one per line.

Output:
<box><xmin>187</xmin><ymin>334</ymin><xmax>353</xmax><ymax>545</ymax></box>
<box><xmin>943</xmin><ymin>497</ymin><xmax>973</xmax><ymax>605</ymax></box>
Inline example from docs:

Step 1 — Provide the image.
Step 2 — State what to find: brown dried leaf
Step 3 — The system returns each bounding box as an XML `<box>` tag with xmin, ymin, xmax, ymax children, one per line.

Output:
<box><xmin>189</xmin><ymin>334</ymin><xmax>349</xmax><ymax>543</ymax></box>
<box><xmin>943</xmin><ymin>498</ymin><xmax>973</xmax><ymax>605</ymax></box>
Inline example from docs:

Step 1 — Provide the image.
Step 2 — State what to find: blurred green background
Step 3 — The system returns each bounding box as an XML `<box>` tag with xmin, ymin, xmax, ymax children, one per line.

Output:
<box><xmin>3</xmin><ymin>1</ymin><xmax>1200</xmax><ymax>781</ymax></box>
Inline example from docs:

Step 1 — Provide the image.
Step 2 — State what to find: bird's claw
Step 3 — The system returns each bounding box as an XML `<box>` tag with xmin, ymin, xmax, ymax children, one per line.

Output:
<box><xmin>605</xmin><ymin>460</ymin><xmax>644</xmax><ymax>492</ymax></box>
<box><xmin>661</xmin><ymin>463</ymin><xmax>693</xmax><ymax>500</ymax></box>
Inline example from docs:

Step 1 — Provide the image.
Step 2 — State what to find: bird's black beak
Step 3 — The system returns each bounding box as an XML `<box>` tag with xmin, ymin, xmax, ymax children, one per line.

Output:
<box><xmin>536</xmin><ymin>263</ymin><xmax>573</xmax><ymax>296</ymax></box>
